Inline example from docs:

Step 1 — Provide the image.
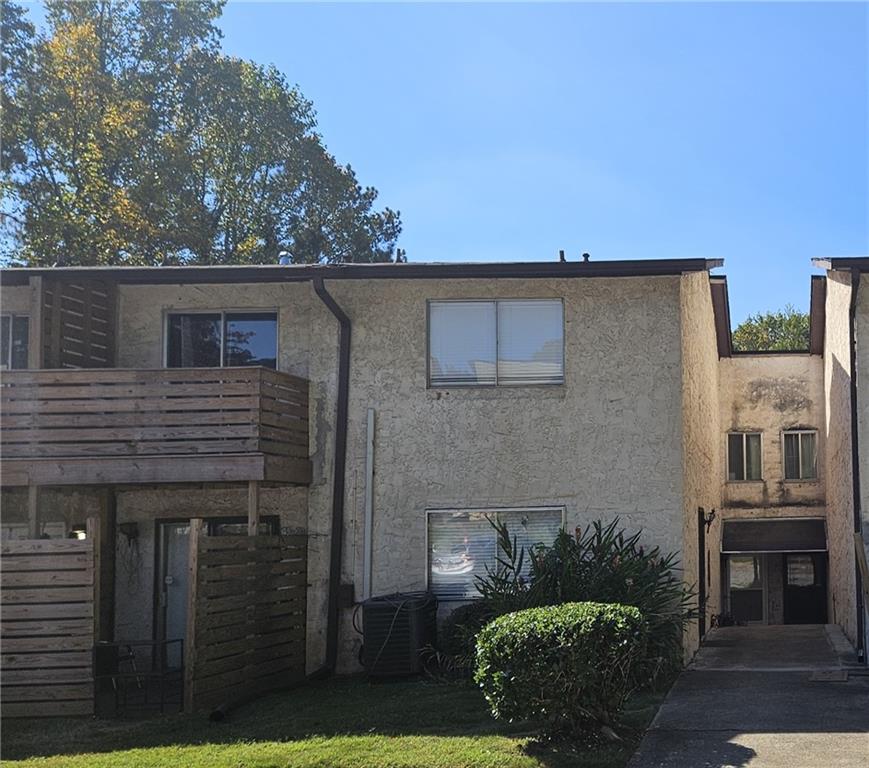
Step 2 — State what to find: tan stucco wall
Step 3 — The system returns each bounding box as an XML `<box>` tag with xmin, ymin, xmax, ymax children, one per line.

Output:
<box><xmin>117</xmin><ymin>281</ymin><xmax>336</xmax><ymax>670</ymax></box>
<box><xmin>679</xmin><ymin>271</ymin><xmax>721</xmax><ymax>652</ymax></box>
<box><xmin>0</xmin><ymin>280</ymin><xmax>42</xmax><ymax>367</ymax></box>
<box><xmin>0</xmin><ymin>284</ymin><xmax>32</xmax><ymax>314</ymax></box>
<box><xmin>329</xmin><ymin>275</ymin><xmax>690</xmax><ymax>667</ymax></box>
<box><xmin>825</xmin><ymin>272</ymin><xmax>858</xmax><ymax>642</ymax></box>
<box><xmin>116</xmin><ymin>275</ymin><xmax>690</xmax><ymax>669</ymax></box>
<box><xmin>719</xmin><ymin>354</ymin><xmax>825</xmax><ymax>510</ymax></box>
<box><xmin>854</xmin><ymin>277</ymin><xmax>869</xmax><ymax>652</ymax></box>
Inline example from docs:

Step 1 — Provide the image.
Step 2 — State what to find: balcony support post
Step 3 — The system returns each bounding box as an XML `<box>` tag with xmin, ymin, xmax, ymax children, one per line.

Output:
<box><xmin>247</xmin><ymin>480</ymin><xmax>260</xmax><ymax>536</ymax></box>
<box><xmin>27</xmin><ymin>485</ymin><xmax>39</xmax><ymax>538</ymax></box>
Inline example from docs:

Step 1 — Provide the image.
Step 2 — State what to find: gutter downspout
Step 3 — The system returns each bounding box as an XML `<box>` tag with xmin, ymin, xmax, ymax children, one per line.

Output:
<box><xmin>312</xmin><ymin>277</ymin><xmax>351</xmax><ymax>675</ymax></box>
<box><xmin>848</xmin><ymin>268</ymin><xmax>866</xmax><ymax>663</ymax></box>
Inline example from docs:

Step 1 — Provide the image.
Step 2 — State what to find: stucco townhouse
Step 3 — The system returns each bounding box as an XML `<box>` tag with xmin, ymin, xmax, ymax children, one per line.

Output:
<box><xmin>1</xmin><ymin>257</ymin><xmax>866</xmax><ymax>708</ymax></box>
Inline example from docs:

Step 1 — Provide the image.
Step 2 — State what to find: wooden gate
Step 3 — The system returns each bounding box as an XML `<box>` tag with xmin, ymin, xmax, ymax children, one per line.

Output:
<box><xmin>184</xmin><ymin>520</ymin><xmax>307</xmax><ymax>713</ymax></box>
<box><xmin>0</xmin><ymin>518</ymin><xmax>99</xmax><ymax>717</ymax></box>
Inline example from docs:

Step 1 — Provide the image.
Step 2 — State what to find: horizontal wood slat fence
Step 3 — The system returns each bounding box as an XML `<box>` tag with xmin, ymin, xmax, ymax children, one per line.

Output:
<box><xmin>42</xmin><ymin>278</ymin><xmax>117</xmax><ymax>369</ymax></box>
<box><xmin>0</xmin><ymin>518</ymin><xmax>99</xmax><ymax>717</ymax></box>
<box><xmin>185</xmin><ymin>521</ymin><xmax>307</xmax><ymax>713</ymax></box>
<box><xmin>0</xmin><ymin>367</ymin><xmax>308</xmax><ymax>465</ymax></box>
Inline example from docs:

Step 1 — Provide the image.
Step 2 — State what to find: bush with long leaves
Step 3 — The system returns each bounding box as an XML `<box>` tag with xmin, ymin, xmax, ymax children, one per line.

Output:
<box><xmin>474</xmin><ymin>518</ymin><xmax>697</xmax><ymax>685</ymax></box>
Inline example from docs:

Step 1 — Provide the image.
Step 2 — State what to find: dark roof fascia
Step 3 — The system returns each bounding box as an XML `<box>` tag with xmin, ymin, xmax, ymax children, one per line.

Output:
<box><xmin>0</xmin><ymin>258</ymin><xmax>723</xmax><ymax>287</ymax></box>
<box><xmin>812</xmin><ymin>257</ymin><xmax>869</xmax><ymax>272</ymax></box>
<box><xmin>710</xmin><ymin>275</ymin><xmax>733</xmax><ymax>358</ymax></box>
<box><xmin>809</xmin><ymin>274</ymin><xmax>826</xmax><ymax>355</ymax></box>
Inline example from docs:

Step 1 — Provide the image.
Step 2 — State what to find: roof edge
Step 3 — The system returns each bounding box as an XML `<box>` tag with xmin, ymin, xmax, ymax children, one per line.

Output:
<box><xmin>0</xmin><ymin>258</ymin><xmax>722</xmax><ymax>287</ymax></box>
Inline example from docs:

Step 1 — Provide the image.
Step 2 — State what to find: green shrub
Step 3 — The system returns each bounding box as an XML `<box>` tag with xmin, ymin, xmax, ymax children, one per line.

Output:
<box><xmin>476</xmin><ymin>518</ymin><xmax>696</xmax><ymax>685</ymax></box>
<box><xmin>438</xmin><ymin>601</ymin><xmax>497</xmax><ymax>661</ymax></box>
<box><xmin>474</xmin><ymin>602</ymin><xmax>647</xmax><ymax>734</ymax></box>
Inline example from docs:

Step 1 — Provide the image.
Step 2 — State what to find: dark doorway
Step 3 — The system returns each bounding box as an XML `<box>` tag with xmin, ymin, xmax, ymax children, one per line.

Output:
<box><xmin>783</xmin><ymin>553</ymin><xmax>827</xmax><ymax>624</ymax></box>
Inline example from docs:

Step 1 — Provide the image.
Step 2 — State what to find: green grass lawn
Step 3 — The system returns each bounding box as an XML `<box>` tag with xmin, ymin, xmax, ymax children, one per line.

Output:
<box><xmin>0</xmin><ymin>676</ymin><xmax>664</xmax><ymax>768</ymax></box>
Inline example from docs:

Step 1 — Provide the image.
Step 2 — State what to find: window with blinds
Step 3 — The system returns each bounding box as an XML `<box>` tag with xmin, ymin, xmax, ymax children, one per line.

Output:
<box><xmin>427</xmin><ymin>507</ymin><xmax>564</xmax><ymax>600</ymax></box>
<box><xmin>428</xmin><ymin>299</ymin><xmax>564</xmax><ymax>387</ymax></box>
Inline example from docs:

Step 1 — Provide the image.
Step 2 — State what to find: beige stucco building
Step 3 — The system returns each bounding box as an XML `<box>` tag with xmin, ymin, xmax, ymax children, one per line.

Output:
<box><xmin>1</xmin><ymin>256</ymin><xmax>866</xmax><ymax>680</ymax></box>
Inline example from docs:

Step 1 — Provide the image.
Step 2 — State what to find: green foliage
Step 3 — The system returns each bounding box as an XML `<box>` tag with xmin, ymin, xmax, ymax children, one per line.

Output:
<box><xmin>437</xmin><ymin>601</ymin><xmax>497</xmax><ymax>670</ymax></box>
<box><xmin>474</xmin><ymin>602</ymin><xmax>647</xmax><ymax>734</ymax></box>
<box><xmin>1</xmin><ymin>0</ymin><xmax>402</xmax><ymax>266</ymax></box>
<box><xmin>732</xmin><ymin>305</ymin><xmax>809</xmax><ymax>352</ymax></box>
<box><xmin>475</xmin><ymin>518</ymin><xmax>696</xmax><ymax>685</ymax></box>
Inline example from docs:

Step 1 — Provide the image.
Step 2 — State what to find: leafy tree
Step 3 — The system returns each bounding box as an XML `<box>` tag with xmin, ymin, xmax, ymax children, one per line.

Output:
<box><xmin>732</xmin><ymin>305</ymin><xmax>809</xmax><ymax>352</ymax></box>
<box><xmin>1</xmin><ymin>0</ymin><xmax>402</xmax><ymax>266</ymax></box>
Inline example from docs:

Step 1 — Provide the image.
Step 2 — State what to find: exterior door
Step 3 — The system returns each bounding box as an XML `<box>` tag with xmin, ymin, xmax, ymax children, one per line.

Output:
<box><xmin>728</xmin><ymin>554</ymin><xmax>765</xmax><ymax>624</ymax></box>
<box><xmin>783</xmin><ymin>553</ymin><xmax>828</xmax><ymax>624</ymax></box>
<box><xmin>158</xmin><ymin>522</ymin><xmax>190</xmax><ymax>669</ymax></box>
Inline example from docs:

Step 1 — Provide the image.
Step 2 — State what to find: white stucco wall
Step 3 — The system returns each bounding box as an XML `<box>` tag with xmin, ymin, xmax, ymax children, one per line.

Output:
<box><xmin>825</xmin><ymin>271</ymin><xmax>858</xmax><ymax>643</ymax></box>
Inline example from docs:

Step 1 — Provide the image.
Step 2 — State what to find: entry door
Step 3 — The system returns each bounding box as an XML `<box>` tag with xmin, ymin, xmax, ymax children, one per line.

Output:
<box><xmin>783</xmin><ymin>553</ymin><xmax>828</xmax><ymax>624</ymax></box>
<box><xmin>728</xmin><ymin>554</ymin><xmax>765</xmax><ymax>624</ymax></box>
<box><xmin>159</xmin><ymin>522</ymin><xmax>190</xmax><ymax>669</ymax></box>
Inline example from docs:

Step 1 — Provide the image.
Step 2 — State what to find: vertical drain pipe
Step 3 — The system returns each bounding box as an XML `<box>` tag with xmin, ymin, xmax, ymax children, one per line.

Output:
<box><xmin>848</xmin><ymin>268</ymin><xmax>866</xmax><ymax>662</ymax></box>
<box><xmin>362</xmin><ymin>408</ymin><xmax>376</xmax><ymax>600</ymax></box>
<box><xmin>313</xmin><ymin>277</ymin><xmax>351</xmax><ymax>673</ymax></box>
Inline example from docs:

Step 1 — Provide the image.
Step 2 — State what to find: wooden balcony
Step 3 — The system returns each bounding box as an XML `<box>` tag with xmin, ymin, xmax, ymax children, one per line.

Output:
<box><xmin>0</xmin><ymin>368</ymin><xmax>311</xmax><ymax>487</ymax></box>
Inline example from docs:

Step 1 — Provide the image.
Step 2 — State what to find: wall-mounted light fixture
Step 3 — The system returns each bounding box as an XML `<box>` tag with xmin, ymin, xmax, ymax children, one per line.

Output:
<box><xmin>702</xmin><ymin>508</ymin><xmax>717</xmax><ymax>533</ymax></box>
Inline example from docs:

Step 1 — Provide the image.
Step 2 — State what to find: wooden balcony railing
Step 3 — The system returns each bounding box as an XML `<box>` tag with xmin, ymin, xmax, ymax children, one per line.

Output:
<box><xmin>0</xmin><ymin>368</ymin><xmax>311</xmax><ymax>486</ymax></box>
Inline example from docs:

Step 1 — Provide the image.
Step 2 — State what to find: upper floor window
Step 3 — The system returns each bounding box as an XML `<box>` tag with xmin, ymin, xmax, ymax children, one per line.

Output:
<box><xmin>783</xmin><ymin>430</ymin><xmax>817</xmax><ymax>481</ymax></box>
<box><xmin>727</xmin><ymin>432</ymin><xmax>762</xmax><ymax>481</ymax></box>
<box><xmin>427</xmin><ymin>507</ymin><xmax>564</xmax><ymax>600</ymax></box>
<box><xmin>1</xmin><ymin>314</ymin><xmax>29</xmax><ymax>370</ymax></box>
<box><xmin>428</xmin><ymin>299</ymin><xmax>564</xmax><ymax>387</ymax></box>
<box><xmin>166</xmin><ymin>312</ymin><xmax>277</xmax><ymax>369</ymax></box>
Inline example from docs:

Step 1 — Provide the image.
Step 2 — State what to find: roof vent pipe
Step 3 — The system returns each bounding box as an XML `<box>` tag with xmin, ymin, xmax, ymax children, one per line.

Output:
<box><xmin>582</xmin><ymin>253</ymin><xmax>591</xmax><ymax>262</ymax></box>
<box><xmin>278</xmin><ymin>251</ymin><xmax>292</xmax><ymax>265</ymax></box>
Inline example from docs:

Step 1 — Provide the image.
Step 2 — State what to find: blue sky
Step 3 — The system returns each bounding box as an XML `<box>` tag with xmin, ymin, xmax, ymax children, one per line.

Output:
<box><xmin>23</xmin><ymin>2</ymin><xmax>869</xmax><ymax>325</ymax></box>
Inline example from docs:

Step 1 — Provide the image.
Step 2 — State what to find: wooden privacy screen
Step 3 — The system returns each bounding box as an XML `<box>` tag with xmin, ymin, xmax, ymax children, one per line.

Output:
<box><xmin>42</xmin><ymin>278</ymin><xmax>116</xmax><ymax>369</ymax></box>
<box><xmin>185</xmin><ymin>522</ymin><xmax>307</xmax><ymax>713</ymax></box>
<box><xmin>0</xmin><ymin>519</ymin><xmax>99</xmax><ymax>717</ymax></box>
<box><xmin>0</xmin><ymin>367</ymin><xmax>308</xmax><ymax>459</ymax></box>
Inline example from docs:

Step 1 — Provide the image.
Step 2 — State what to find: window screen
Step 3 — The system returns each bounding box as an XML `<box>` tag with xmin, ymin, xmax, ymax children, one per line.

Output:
<box><xmin>428</xmin><ymin>508</ymin><xmax>563</xmax><ymax>600</ymax></box>
<box><xmin>428</xmin><ymin>299</ymin><xmax>563</xmax><ymax>387</ymax></box>
<box><xmin>1</xmin><ymin>314</ymin><xmax>29</xmax><ymax>370</ymax></box>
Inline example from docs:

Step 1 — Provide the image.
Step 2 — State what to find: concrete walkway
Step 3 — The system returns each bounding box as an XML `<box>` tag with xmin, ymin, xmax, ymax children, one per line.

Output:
<box><xmin>628</xmin><ymin>625</ymin><xmax>869</xmax><ymax>768</ymax></box>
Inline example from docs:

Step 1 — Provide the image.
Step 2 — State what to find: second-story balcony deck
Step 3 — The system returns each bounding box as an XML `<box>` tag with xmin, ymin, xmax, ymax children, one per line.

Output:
<box><xmin>0</xmin><ymin>367</ymin><xmax>311</xmax><ymax>487</ymax></box>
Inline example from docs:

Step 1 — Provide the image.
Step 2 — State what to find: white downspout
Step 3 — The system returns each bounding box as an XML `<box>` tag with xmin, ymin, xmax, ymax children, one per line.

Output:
<box><xmin>362</xmin><ymin>408</ymin><xmax>375</xmax><ymax>600</ymax></box>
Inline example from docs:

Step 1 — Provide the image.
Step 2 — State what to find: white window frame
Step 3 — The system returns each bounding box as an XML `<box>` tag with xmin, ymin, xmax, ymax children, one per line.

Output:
<box><xmin>426</xmin><ymin>298</ymin><xmax>565</xmax><ymax>388</ymax></box>
<box><xmin>726</xmin><ymin>431</ymin><xmax>764</xmax><ymax>482</ymax></box>
<box><xmin>424</xmin><ymin>505</ymin><xmax>566</xmax><ymax>601</ymax></box>
<box><xmin>782</xmin><ymin>429</ymin><xmax>818</xmax><ymax>481</ymax></box>
<box><xmin>1</xmin><ymin>313</ymin><xmax>29</xmax><ymax>370</ymax></box>
<box><xmin>163</xmin><ymin>309</ymin><xmax>279</xmax><ymax>368</ymax></box>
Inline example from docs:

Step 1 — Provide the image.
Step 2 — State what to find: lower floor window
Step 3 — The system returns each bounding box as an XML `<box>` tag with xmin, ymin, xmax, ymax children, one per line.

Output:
<box><xmin>427</xmin><ymin>507</ymin><xmax>564</xmax><ymax>600</ymax></box>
